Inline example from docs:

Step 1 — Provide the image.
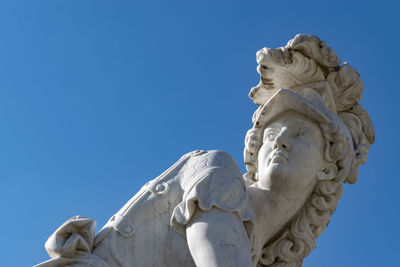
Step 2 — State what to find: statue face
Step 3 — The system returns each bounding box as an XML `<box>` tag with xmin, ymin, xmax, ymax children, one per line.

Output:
<box><xmin>257</xmin><ymin>111</ymin><xmax>324</xmax><ymax>196</ymax></box>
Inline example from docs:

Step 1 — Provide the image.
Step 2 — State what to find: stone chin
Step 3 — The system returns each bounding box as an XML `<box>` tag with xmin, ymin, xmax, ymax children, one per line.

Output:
<box><xmin>263</xmin><ymin>153</ymin><xmax>291</xmax><ymax>185</ymax></box>
<box><xmin>260</xmin><ymin>161</ymin><xmax>291</xmax><ymax>189</ymax></box>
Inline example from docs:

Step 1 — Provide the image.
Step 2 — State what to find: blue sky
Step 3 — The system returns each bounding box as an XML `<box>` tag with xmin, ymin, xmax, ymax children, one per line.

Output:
<box><xmin>0</xmin><ymin>1</ymin><xmax>398</xmax><ymax>266</ymax></box>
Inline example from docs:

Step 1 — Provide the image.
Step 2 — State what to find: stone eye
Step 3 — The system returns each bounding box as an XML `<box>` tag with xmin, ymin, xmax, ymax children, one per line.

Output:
<box><xmin>264</xmin><ymin>131</ymin><xmax>276</xmax><ymax>141</ymax></box>
<box><xmin>296</xmin><ymin>127</ymin><xmax>310</xmax><ymax>137</ymax></box>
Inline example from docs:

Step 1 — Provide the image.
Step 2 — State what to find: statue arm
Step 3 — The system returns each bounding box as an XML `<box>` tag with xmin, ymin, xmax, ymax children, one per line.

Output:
<box><xmin>186</xmin><ymin>207</ymin><xmax>252</xmax><ymax>267</ymax></box>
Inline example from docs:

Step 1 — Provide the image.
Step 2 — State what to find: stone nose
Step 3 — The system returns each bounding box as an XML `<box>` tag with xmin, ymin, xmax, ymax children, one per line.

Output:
<box><xmin>273</xmin><ymin>129</ymin><xmax>290</xmax><ymax>151</ymax></box>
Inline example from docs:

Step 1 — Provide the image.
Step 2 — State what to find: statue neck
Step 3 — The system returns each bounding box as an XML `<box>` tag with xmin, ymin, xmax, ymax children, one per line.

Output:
<box><xmin>247</xmin><ymin>182</ymin><xmax>310</xmax><ymax>253</ymax></box>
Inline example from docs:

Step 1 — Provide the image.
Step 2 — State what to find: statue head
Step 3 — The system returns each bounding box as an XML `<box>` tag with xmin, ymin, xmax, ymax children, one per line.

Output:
<box><xmin>253</xmin><ymin>88</ymin><xmax>352</xmax><ymax>200</ymax></box>
<box><xmin>243</xmin><ymin>34</ymin><xmax>374</xmax><ymax>266</ymax></box>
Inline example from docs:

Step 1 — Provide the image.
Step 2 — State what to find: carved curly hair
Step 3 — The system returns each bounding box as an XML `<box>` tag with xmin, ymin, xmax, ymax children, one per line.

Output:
<box><xmin>244</xmin><ymin>114</ymin><xmax>351</xmax><ymax>266</ymax></box>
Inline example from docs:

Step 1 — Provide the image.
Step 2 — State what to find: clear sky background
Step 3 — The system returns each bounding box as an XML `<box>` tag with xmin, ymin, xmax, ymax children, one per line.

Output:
<box><xmin>0</xmin><ymin>1</ymin><xmax>397</xmax><ymax>266</ymax></box>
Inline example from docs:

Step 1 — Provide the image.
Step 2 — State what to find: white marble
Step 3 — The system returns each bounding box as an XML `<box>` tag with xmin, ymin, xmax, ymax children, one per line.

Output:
<box><xmin>36</xmin><ymin>34</ymin><xmax>374</xmax><ymax>267</ymax></box>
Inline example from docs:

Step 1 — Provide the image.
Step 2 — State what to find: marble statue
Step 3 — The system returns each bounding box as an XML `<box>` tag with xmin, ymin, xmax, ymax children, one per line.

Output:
<box><xmin>36</xmin><ymin>34</ymin><xmax>374</xmax><ymax>267</ymax></box>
